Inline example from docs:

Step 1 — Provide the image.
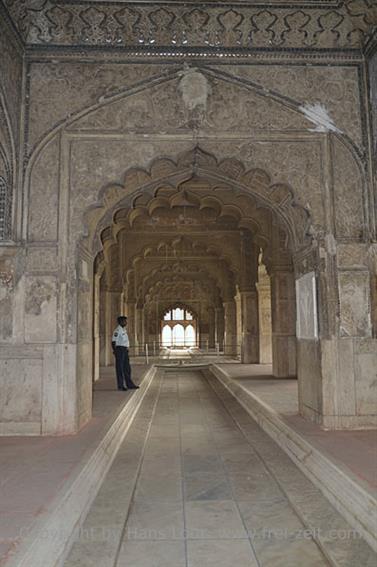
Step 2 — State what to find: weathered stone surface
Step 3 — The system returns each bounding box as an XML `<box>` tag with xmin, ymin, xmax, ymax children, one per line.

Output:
<box><xmin>24</xmin><ymin>276</ymin><xmax>58</xmax><ymax>343</ymax></box>
<box><xmin>355</xmin><ymin>342</ymin><xmax>377</xmax><ymax>416</ymax></box>
<box><xmin>338</xmin><ymin>271</ymin><xmax>372</xmax><ymax>338</ymax></box>
<box><xmin>0</xmin><ymin>358</ymin><xmax>42</xmax><ymax>429</ymax></box>
<box><xmin>214</xmin><ymin>64</ymin><xmax>363</xmax><ymax>147</ymax></box>
<box><xmin>332</xmin><ymin>138</ymin><xmax>365</xmax><ymax>240</ymax></box>
<box><xmin>296</xmin><ymin>272</ymin><xmax>318</xmax><ymax>340</ymax></box>
<box><xmin>0</xmin><ymin>13</ymin><xmax>23</xmax><ymax>240</ymax></box>
<box><xmin>26</xmin><ymin>247</ymin><xmax>58</xmax><ymax>272</ymax></box>
<box><xmin>28</xmin><ymin>137</ymin><xmax>60</xmax><ymax>242</ymax></box>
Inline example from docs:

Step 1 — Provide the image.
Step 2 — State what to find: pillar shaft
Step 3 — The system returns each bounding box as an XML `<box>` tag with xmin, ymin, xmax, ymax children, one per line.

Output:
<box><xmin>240</xmin><ymin>290</ymin><xmax>259</xmax><ymax>363</ymax></box>
<box><xmin>208</xmin><ymin>307</ymin><xmax>216</xmax><ymax>349</ymax></box>
<box><xmin>257</xmin><ymin>279</ymin><xmax>272</xmax><ymax>364</ymax></box>
<box><xmin>215</xmin><ymin>307</ymin><xmax>225</xmax><ymax>350</ymax></box>
<box><xmin>271</xmin><ymin>270</ymin><xmax>296</xmax><ymax>377</ymax></box>
<box><xmin>125</xmin><ymin>301</ymin><xmax>136</xmax><ymax>352</ymax></box>
<box><xmin>136</xmin><ymin>306</ymin><xmax>144</xmax><ymax>355</ymax></box>
<box><xmin>223</xmin><ymin>300</ymin><xmax>237</xmax><ymax>356</ymax></box>
<box><xmin>104</xmin><ymin>290</ymin><xmax>122</xmax><ymax>366</ymax></box>
<box><xmin>93</xmin><ymin>273</ymin><xmax>101</xmax><ymax>381</ymax></box>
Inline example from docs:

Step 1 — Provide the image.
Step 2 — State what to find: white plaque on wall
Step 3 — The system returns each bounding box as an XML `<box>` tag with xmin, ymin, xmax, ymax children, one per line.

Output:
<box><xmin>296</xmin><ymin>271</ymin><xmax>318</xmax><ymax>340</ymax></box>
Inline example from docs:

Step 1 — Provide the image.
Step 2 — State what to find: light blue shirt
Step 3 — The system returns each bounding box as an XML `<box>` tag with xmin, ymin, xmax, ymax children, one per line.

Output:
<box><xmin>112</xmin><ymin>325</ymin><xmax>130</xmax><ymax>347</ymax></box>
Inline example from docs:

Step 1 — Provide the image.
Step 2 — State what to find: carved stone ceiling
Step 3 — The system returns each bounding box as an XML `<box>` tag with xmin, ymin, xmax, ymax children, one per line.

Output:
<box><xmin>2</xmin><ymin>0</ymin><xmax>376</xmax><ymax>51</ymax></box>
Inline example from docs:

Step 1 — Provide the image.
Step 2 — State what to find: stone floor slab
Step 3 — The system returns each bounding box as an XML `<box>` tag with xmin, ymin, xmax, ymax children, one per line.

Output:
<box><xmin>117</xmin><ymin>540</ymin><xmax>186</xmax><ymax>567</ymax></box>
<box><xmin>187</xmin><ymin>539</ymin><xmax>258</xmax><ymax>567</ymax></box>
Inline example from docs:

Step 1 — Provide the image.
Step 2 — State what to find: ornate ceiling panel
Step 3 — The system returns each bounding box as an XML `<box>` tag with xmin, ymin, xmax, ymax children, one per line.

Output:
<box><xmin>2</xmin><ymin>0</ymin><xmax>376</xmax><ymax>51</ymax></box>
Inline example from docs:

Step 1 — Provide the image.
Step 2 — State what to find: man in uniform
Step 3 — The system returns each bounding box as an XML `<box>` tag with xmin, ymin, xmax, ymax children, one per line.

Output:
<box><xmin>112</xmin><ymin>316</ymin><xmax>139</xmax><ymax>391</ymax></box>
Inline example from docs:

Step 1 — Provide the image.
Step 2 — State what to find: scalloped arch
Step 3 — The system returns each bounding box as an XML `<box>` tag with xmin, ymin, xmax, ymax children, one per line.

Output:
<box><xmin>85</xmin><ymin>146</ymin><xmax>313</xmax><ymax>258</ymax></box>
<box><xmin>125</xmin><ymin>235</ymin><xmax>238</xmax><ymax>279</ymax></box>
<box><xmin>141</xmin><ymin>262</ymin><xmax>228</xmax><ymax>301</ymax></box>
<box><xmin>161</xmin><ymin>303</ymin><xmax>199</xmax><ymax>320</ymax></box>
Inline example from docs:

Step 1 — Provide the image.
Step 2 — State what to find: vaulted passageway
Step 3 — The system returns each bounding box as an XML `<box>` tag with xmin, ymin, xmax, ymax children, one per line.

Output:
<box><xmin>93</xmin><ymin>151</ymin><xmax>298</xmax><ymax>387</ymax></box>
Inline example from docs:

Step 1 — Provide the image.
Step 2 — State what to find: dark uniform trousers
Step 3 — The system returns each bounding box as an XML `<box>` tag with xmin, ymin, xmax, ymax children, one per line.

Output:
<box><xmin>114</xmin><ymin>346</ymin><xmax>133</xmax><ymax>389</ymax></box>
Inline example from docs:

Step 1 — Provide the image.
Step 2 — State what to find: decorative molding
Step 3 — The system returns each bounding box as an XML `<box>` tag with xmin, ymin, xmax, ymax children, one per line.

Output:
<box><xmin>2</xmin><ymin>0</ymin><xmax>376</xmax><ymax>51</ymax></box>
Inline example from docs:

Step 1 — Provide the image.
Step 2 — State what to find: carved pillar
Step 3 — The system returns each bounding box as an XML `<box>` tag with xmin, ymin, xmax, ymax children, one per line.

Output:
<box><xmin>99</xmin><ymin>276</ymin><xmax>107</xmax><ymax>367</ymax></box>
<box><xmin>223</xmin><ymin>299</ymin><xmax>237</xmax><ymax>356</ymax></box>
<box><xmin>238</xmin><ymin>230</ymin><xmax>260</xmax><ymax>362</ymax></box>
<box><xmin>208</xmin><ymin>306</ymin><xmax>216</xmax><ymax>349</ymax></box>
<box><xmin>257</xmin><ymin>266</ymin><xmax>272</xmax><ymax>364</ymax></box>
<box><xmin>106</xmin><ymin>289</ymin><xmax>122</xmax><ymax>363</ymax></box>
<box><xmin>297</xmin><ymin>241</ymin><xmax>376</xmax><ymax>429</ymax></box>
<box><xmin>136</xmin><ymin>304</ymin><xmax>144</xmax><ymax>355</ymax></box>
<box><xmin>215</xmin><ymin>306</ymin><xmax>225</xmax><ymax>350</ymax></box>
<box><xmin>271</xmin><ymin>269</ymin><xmax>296</xmax><ymax>377</ymax></box>
<box><xmin>240</xmin><ymin>289</ymin><xmax>259</xmax><ymax>363</ymax></box>
<box><xmin>125</xmin><ymin>300</ymin><xmax>136</xmax><ymax>352</ymax></box>
<box><xmin>93</xmin><ymin>272</ymin><xmax>101</xmax><ymax>382</ymax></box>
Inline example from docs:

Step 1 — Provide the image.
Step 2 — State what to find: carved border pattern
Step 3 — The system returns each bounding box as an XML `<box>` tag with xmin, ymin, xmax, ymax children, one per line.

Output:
<box><xmin>3</xmin><ymin>0</ymin><xmax>376</xmax><ymax>50</ymax></box>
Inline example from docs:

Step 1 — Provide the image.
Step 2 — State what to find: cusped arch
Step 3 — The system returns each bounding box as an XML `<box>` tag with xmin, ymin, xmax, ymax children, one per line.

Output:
<box><xmin>141</xmin><ymin>263</ymin><xmax>227</xmax><ymax>302</ymax></box>
<box><xmin>84</xmin><ymin>146</ymin><xmax>313</xmax><ymax>258</ymax></box>
<box><xmin>126</xmin><ymin>236</ymin><xmax>238</xmax><ymax>280</ymax></box>
<box><xmin>161</xmin><ymin>303</ymin><xmax>199</xmax><ymax>321</ymax></box>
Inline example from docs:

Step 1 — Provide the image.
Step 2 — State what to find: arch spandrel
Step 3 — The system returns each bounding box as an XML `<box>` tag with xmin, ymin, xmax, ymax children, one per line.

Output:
<box><xmin>64</xmin><ymin>68</ymin><xmax>315</xmax><ymax>134</ymax></box>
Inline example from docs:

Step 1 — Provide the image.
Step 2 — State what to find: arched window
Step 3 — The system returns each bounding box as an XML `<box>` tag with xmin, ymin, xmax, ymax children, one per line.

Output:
<box><xmin>161</xmin><ymin>307</ymin><xmax>197</xmax><ymax>348</ymax></box>
<box><xmin>162</xmin><ymin>325</ymin><xmax>172</xmax><ymax>346</ymax></box>
<box><xmin>0</xmin><ymin>176</ymin><xmax>11</xmax><ymax>240</ymax></box>
<box><xmin>172</xmin><ymin>307</ymin><xmax>184</xmax><ymax>320</ymax></box>
<box><xmin>185</xmin><ymin>324</ymin><xmax>195</xmax><ymax>346</ymax></box>
<box><xmin>172</xmin><ymin>324</ymin><xmax>184</xmax><ymax>346</ymax></box>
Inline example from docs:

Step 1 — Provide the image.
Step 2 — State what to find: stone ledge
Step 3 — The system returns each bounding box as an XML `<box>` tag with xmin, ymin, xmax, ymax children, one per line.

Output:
<box><xmin>4</xmin><ymin>366</ymin><xmax>157</xmax><ymax>567</ymax></box>
<box><xmin>210</xmin><ymin>364</ymin><xmax>377</xmax><ymax>555</ymax></box>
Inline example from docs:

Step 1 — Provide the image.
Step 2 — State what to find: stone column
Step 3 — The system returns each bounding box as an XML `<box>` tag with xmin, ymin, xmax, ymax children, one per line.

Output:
<box><xmin>240</xmin><ymin>289</ymin><xmax>259</xmax><ymax>363</ymax></box>
<box><xmin>257</xmin><ymin>270</ymin><xmax>272</xmax><ymax>364</ymax></box>
<box><xmin>215</xmin><ymin>306</ymin><xmax>225</xmax><ymax>350</ymax></box>
<box><xmin>105</xmin><ymin>289</ymin><xmax>122</xmax><ymax>364</ymax></box>
<box><xmin>136</xmin><ymin>304</ymin><xmax>144</xmax><ymax>355</ymax></box>
<box><xmin>93</xmin><ymin>273</ymin><xmax>101</xmax><ymax>382</ymax></box>
<box><xmin>99</xmin><ymin>278</ymin><xmax>107</xmax><ymax>367</ymax></box>
<box><xmin>311</xmin><ymin>242</ymin><xmax>376</xmax><ymax>429</ymax></box>
<box><xmin>270</xmin><ymin>270</ymin><xmax>296</xmax><ymax>377</ymax></box>
<box><xmin>125</xmin><ymin>300</ymin><xmax>136</xmax><ymax>352</ymax></box>
<box><xmin>223</xmin><ymin>299</ymin><xmax>237</xmax><ymax>356</ymax></box>
<box><xmin>208</xmin><ymin>306</ymin><xmax>216</xmax><ymax>349</ymax></box>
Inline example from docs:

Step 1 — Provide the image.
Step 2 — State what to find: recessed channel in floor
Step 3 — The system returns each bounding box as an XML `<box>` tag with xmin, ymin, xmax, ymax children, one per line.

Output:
<box><xmin>64</xmin><ymin>369</ymin><xmax>374</xmax><ymax>567</ymax></box>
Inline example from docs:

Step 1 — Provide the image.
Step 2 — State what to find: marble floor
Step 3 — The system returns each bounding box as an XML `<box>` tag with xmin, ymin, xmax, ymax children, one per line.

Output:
<box><xmin>218</xmin><ymin>364</ymin><xmax>377</xmax><ymax>490</ymax></box>
<box><xmin>64</xmin><ymin>369</ymin><xmax>375</xmax><ymax>567</ymax></box>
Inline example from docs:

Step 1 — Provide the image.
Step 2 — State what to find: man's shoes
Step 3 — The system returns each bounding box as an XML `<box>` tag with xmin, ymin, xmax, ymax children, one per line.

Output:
<box><xmin>128</xmin><ymin>384</ymin><xmax>139</xmax><ymax>389</ymax></box>
<box><xmin>118</xmin><ymin>387</ymin><xmax>127</xmax><ymax>391</ymax></box>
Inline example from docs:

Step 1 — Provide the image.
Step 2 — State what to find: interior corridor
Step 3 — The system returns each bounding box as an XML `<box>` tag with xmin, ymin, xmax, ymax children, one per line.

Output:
<box><xmin>64</xmin><ymin>369</ymin><xmax>374</xmax><ymax>567</ymax></box>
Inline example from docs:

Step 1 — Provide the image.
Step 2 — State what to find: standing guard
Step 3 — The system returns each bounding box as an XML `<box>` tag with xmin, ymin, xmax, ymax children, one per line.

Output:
<box><xmin>112</xmin><ymin>316</ymin><xmax>139</xmax><ymax>391</ymax></box>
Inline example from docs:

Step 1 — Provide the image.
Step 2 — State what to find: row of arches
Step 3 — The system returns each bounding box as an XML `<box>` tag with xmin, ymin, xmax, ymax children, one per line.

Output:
<box><xmin>161</xmin><ymin>324</ymin><xmax>196</xmax><ymax>347</ymax></box>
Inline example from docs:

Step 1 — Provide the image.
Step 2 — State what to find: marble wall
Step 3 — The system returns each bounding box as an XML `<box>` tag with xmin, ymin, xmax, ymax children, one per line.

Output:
<box><xmin>0</xmin><ymin>11</ymin><xmax>23</xmax><ymax>240</ymax></box>
<box><xmin>0</xmin><ymin>26</ymin><xmax>376</xmax><ymax>433</ymax></box>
